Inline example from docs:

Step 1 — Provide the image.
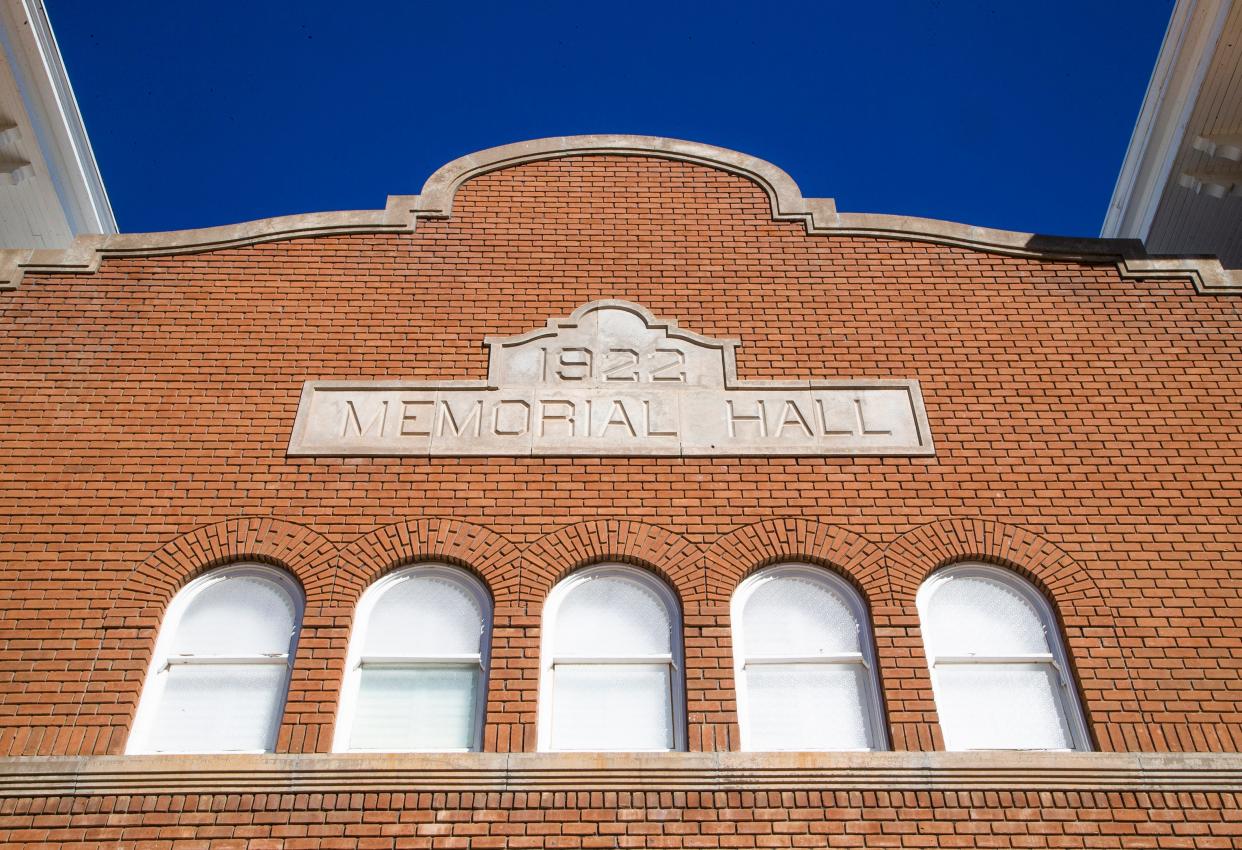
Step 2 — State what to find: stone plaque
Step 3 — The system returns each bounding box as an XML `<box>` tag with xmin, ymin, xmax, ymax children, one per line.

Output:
<box><xmin>287</xmin><ymin>300</ymin><xmax>935</xmax><ymax>457</ymax></box>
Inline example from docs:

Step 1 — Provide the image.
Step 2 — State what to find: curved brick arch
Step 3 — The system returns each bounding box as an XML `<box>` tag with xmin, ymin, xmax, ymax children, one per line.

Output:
<box><xmin>519</xmin><ymin>519</ymin><xmax>708</xmax><ymax>752</ymax></box>
<box><xmin>883</xmin><ymin>517</ymin><xmax>1134</xmax><ymax>752</ymax></box>
<box><xmin>120</xmin><ymin>516</ymin><xmax>338</xmax><ymax>607</ymax></box>
<box><xmin>697</xmin><ymin>518</ymin><xmax>888</xmax><ymax>752</ymax></box>
<box><xmin>884</xmin><ymin>517</ymin><xmax>1106</xmax><ymax>612</ymax></box>
<box><xmin>519</xmin><ymin>519</ymin><xmax>704</xmax><ymax>607</ymax></box>
<box><xmin>294</xmin><ymin>518</ymin><xmax>525</xmax><ymax>755</ymax></box>
<box><xmin>702</xmin><ymin>517</ymin><xmax>886</xmax><ymax>605</ymax></box>
<box><xmin>334</xmin><ymin>518</ymin><xmax>521</xmax><ymax>605</ymax></box>
<box><xmin>90</xmin><ymin>517</ymin><xmax>338</xmax><ymax>756</ymax></box>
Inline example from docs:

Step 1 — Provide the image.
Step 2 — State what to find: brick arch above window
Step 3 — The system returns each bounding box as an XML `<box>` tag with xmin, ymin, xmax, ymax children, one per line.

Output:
<box><xmin>883</xmin><ymin>517</ymin><xmax>1135</xmax><ymax>749</ymax></box>
<box><xmin>90</xmin><ymin>517</ymin><xmax>337</xmax><ymax>756</ymax></box>
<box><xmin>883</xmin><ymin>518</ymin><xmax>1107</xmax><ymax>616</ymax></box>
<box><xmin>519</xmin><ymin>519</ymin><xmax>703</xmax><ymax>607</ymax></box>
<box><xmin>702</xmin><ymin>517</ymin><xmax>886</xmax><ymax>606</ymax></box>
<box><xmin>335</xmin><ymin>518</ymin><xmax>521</xmax><ymax>605</ymax></box>
<box><xmin>119</xmin><ymin>516</ymin><xmax>338</xmax><ymax>612</ymax></box>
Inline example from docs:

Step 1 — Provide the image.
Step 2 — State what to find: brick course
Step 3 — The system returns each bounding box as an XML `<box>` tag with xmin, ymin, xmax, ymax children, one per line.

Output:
<box><xmin>0</xmin><ymin>152</ymin><xmax>1238</xmax><ymax>845</ymax></box>
<box><xmin>2</xmin><ymin>789</ymin><xmax>1240</xmax><ymax>849</ymax></box>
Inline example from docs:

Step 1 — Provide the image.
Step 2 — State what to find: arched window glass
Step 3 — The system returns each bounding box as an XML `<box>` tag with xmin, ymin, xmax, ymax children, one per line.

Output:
<box><xmin>335</xmin><ymin>564</ymin><xmax>491</xmax><ymax>752</ymax></box>
<box><xmin>732</xmin><ymin>564</ymin><xmax>886</xmax><ymax>751</ymax></box>
<box><xmin>127</xmin><ymin>564</ymin><xmax>303</xmax><ymax>754</ymax></box>
<box><xmin>539</xmin><ymin>565</ymin><xmax>684</xmax><ymax>751</ymax></box>
<box><xmin>917</xmin><ymin>564</ymin><xmax>1090</xmax><ymax>751</ymax></box>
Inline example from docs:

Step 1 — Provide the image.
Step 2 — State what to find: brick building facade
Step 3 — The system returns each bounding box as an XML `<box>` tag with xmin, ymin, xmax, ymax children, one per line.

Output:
<box><xmin>0</xmin><ymin>136</ymin><xmax>1238</xmax><ymax>847</ymax></box>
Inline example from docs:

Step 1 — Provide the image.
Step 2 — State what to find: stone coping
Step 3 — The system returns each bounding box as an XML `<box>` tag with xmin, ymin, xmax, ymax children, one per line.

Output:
<box><xmin>0</xmin><ymin>751</ymin><xmax>1238</xmax><ymax>796</ymax></box>
<box><xmin>0</xmin><ymin>135</ymin><xmax>1238</xmax><ymax>294</ymax></box>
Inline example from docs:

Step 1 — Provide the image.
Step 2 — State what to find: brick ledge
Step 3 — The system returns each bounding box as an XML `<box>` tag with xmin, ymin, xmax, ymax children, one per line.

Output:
<box><xmin>0</xmin><ymin>752</ymin><xmax>1238</xmax><ymax>796</ymax></box>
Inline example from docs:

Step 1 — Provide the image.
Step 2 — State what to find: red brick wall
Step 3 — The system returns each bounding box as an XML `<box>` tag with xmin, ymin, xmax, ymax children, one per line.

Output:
<box><xmin>0</xmin><ymin>154</ymin><xmax>1238</xmax><ymax>770</ymax></box>
<box><xmin>2</xmin><ymin>789</ymin><xmax>1239</xmax><ymax>849</ymax></box>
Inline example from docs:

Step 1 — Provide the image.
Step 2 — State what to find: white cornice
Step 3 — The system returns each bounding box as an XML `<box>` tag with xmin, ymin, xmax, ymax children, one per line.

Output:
<box><xmin>0</xmin><ymin>751</ymin><xmax>1238</xmax><ymax>797</ymax></box>
<box><xmin>0</xmin><ymin>134</ymin><xmax>1238</xmax><ymax>293</ymax></box>
<box><xmin>0</xmin><ymin>0</ymin><xmax>116</xmax><ymax>237</ymax></box>
<box><xmin>1101</xmin><ymin>0</ymin><xmax>1232</xmax><ymax>240</ymax></box>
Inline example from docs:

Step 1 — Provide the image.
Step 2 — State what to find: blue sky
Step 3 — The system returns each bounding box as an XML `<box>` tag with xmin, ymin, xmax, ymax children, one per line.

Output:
<box><xmin>49</xmin><ymin>1</ymin><xmax>1173</xmax><ymax>237</ymax></box>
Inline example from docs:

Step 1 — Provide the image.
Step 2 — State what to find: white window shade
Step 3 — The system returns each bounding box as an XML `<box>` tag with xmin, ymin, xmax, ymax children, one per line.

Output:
<box><xmin>350</xmin><ymin>666</ymin><xmax>480</xmax><ymax>751</ymax></box>
<box><xmin>364</xmin><ymin>572</ymin><xmax>485</xmax><ymax>657</ymax></box>
<box><xmin>922</xmin><ymin>573</ymin><xmax>1050</xmax><ymax>657</ymax></box>
<box><xmin>917</xmin><ymin>564</ymin><xmax>1090</xmax><ymax>752</ymax></box>
<box><xmin>127</xmin><ymin>565</ymin><xmax>304</xmax><ymax>755</ymax></box>
<box><xmin>934</xmin><ymin>664</ymin><xmax>1075</xmax><ymax>750</ymax></box>
<box><xmin>744</xmin><ymin>664</ymin><xmax>873</xmax><ymax>750</ymax></box>
<box><xmin>145</xmin><ymin>663</ymin><xmax>289</xmax><ymax>754</ymax></box>
<box><xmin>742</xmin><ymin>572</ymin><xmax>861</xmax><ymax>656</ymax></box>
<box><xmin>550</xmin><ymin>664</ymin><xmax>673</xmax><ymax>751</ymax></box>
<box><xmin>553</xmin><ymin>573</ymin><xmax>671</xmax><ymax>656</ymax></box>
<box><xmin>539</xmin><ymin>565</ymin><xmax>685</xmax><ymax>752</ymax></box>
<box><xmin>732</xmin><ymin>565</ymin><xmax>886</xmax><ymax>752</ymax></box>
<box><xmin>335</xmin><ymin>565</ymin><xmax>491</xmax><ymax>753</ymax></box>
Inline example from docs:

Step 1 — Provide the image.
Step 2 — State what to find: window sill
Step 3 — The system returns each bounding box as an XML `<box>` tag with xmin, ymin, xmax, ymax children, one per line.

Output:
<box><xmin>0</xmin><ymin>751</ymin><xmax>1238</xmax><ymax>796</ymax></box>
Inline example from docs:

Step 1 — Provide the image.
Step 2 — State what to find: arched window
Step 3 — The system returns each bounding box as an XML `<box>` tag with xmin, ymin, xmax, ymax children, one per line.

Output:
<box><xmin>335</xmin><ymin>564</ymin><xmax>491</xmax><ymax>752</ymax></box>
<box><xmin>731</xmin><ymin>564</ymin><xmax>887</xmax><ymax>751</ymax></box>
<box><xmin>538</xmin><ymin>565</ymin><xmax>684</xmax><ymax>751</ymax></box>
<box><xmin>127</xmin><ymin>564</ymin><xmax>303</xmax><ymax>754</ymax></box>
<box><xmin>917</xmin><ymin>563</ymin><xmax>1090</xmax><ymax>751</ymax></box>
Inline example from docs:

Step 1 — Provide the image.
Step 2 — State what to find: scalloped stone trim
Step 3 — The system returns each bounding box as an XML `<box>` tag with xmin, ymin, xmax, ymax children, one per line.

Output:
<box><xmin>1</xmin><ymin>135</ymin><xmax>1237</xmax><ymax>293</ymax></box>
